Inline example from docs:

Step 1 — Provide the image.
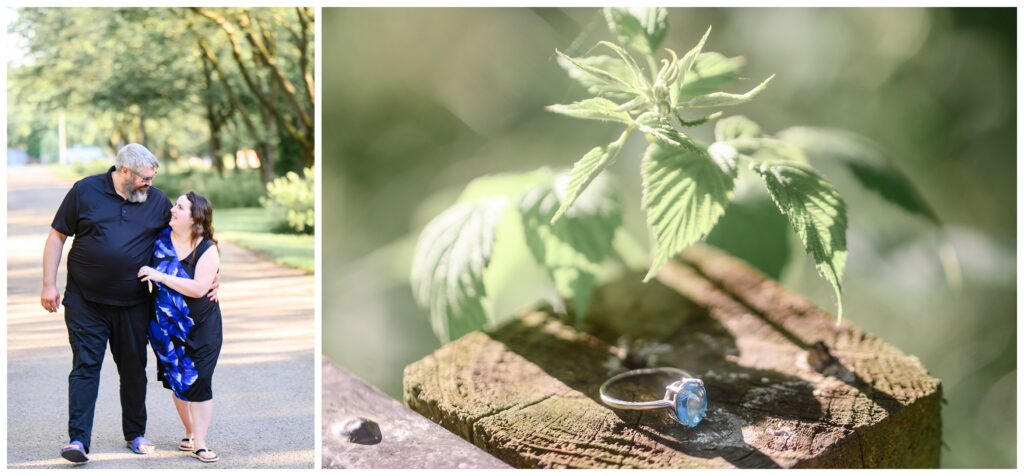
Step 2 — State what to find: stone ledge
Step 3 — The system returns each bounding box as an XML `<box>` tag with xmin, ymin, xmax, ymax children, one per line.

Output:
<box><xmin>322</xmin><ymin>359</ymin><xmax>510</xmax><ymax>469</ymax></box>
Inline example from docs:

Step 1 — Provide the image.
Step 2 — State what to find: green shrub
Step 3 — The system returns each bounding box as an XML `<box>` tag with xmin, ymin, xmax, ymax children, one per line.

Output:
<box><xmin>159</xmin><ymin>167</ymin><xmax>266</xmax><ymax>209</ymax></box>
<box><xmin>261</xmin><ymin>166</ymin><xmax>314</xmax><ymax>234</ymax></box>
<box><xmin>52</xmin><ymin>158</ymin><xmax>267</xmax><ymax>209</ymax></box>
<box><xmin>50</xmin><ymin>160</ymin><xmax>111</xmax><ymax>180</ymax></box>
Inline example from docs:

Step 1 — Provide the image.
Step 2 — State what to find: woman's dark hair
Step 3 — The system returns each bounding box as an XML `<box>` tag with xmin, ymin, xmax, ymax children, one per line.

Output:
<box><xmin>186</xmin><ymin>191</ymin><xmax>218</xmax><ymax>259</ymax></box>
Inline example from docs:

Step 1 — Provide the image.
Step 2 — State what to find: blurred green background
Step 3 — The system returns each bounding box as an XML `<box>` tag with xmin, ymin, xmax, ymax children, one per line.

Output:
<box><xmin>322</xmin><ymin>8</ymin><xmax>1015</xmax><ymax>468</ymax></box>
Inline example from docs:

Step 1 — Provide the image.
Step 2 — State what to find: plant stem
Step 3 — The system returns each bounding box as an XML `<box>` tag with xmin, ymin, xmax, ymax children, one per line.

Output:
<box><xmin>645</xmin><ymin>54</ymin><xmax>659</xmax><ymax>84</ymax></box>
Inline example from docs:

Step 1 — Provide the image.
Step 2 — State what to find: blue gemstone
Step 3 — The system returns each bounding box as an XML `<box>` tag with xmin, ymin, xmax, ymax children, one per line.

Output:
<box><xmin>675</xmin><ymin>380</ymin><xmax>708</xmax><ymax>428</ymax></box>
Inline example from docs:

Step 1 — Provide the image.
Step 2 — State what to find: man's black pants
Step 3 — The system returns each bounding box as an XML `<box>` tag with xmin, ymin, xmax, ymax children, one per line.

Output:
<box><xmin>63</xmin><ymin>289</ymin><xmax>150</xmax><ymax>453</ymax></box>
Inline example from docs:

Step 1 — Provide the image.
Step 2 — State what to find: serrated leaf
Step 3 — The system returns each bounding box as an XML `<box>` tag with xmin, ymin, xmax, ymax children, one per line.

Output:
<box><xmin>777</xmin><ymin>126</ymin><xmax>940</xmax><ymax>224</ymax></box>
<box><xmin>521</xmin><ymin>172</ymin><xmax>622</xmax><ymax>319</ymax></box>
<box><xmin>635</xmin><ymin>111</ymin><xmax>688</xmax><ymax>146</ymax></box>
<box><xmin>753</xmin><ymin>160</ymin><xmax>847</xmax><ymax>321</ymax></box>
<box><xmin>679</xmin><ymin>27</ymin><xmax>712</xmax><ymax>71</ymax></box>
<box><xmin>603</xmin><ymin>7</ymin><xmax>668</xmax><ymax>55</ymax></box>
<box><xmin>596</xmin><ymin>41</ymin><xmax>649</xmax><ymax>92</ymax></box>
<box><xmin>411</xmin><ymin>196</ymin><xmax>509</xmax><ymax>343</ymax></box>
<box><xmin>680</xmin><ymin>52</ymin><xmax>746</xmax><ymax>97</ymax></box>
<box><xmin>557</xmin><ymin>54</ymin><xmax>636</xmax><ymax>100</ymax></box>
<box><xmin>556</xmin><ymin>49</ymin><xmax>637</xmax><ymax>97</ymax></box>
<box><xmin>642</xmin><ymin>141</ymin><xmax>736</xmax><ymax>281</ymax></box>
<box><xmin>715</xmin><ymin>115</ymin><xmax>762</xmax><ymax>142</ymax></box>
<box><xmin>547</xmin><ymin>97</ymin><xmax>632</xmax><ymax>123</ymax></box>
<box><xmin>670</xmin><ymin>26</ymin><xmax>712</xmax><ymax>103</ymax></box>
<box><xmin>552</xmin><ymin>127</ymin><xmax>631</xmax><ymax>223</ymax></box>
<box><xmin>707</xmin><ymin>141</ymin><xmax>739</xmax><ymax>175</ymax></box>
<box><xmin>679</xmin><ymin>74</ymin><xmax>775</xmax><ymax>108</ymax></box>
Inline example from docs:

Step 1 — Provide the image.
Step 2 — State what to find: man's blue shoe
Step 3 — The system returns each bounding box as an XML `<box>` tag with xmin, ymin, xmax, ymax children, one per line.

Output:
<box><xmin>126</xmin><ymin>436</ymin><xmax>155</xmax><ymax>454</ymax></box>
<box><xmin>60</xmin><ymin>441</ymin><xmax>88</xmax><ymax>463</ymax></box>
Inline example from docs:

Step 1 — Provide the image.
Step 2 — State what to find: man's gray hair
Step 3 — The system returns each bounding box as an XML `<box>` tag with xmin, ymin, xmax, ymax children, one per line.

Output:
<box><xmin>115</xmin><ymin>143</ymin><xmax>160</xmax><ymax>172</ymax></box>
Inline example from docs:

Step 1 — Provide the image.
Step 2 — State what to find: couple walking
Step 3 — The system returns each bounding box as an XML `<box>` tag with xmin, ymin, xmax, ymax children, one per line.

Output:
<box><xmin>41</xmin><ymin>144</ymin><xmax>224</xmax><ymax>464</ymax></box>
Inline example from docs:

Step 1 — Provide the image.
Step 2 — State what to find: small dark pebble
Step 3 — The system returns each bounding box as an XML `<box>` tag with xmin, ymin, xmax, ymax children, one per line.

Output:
<box><xmin>342</xmin><ymin>417</ymin><xmax>382</xmax><ymax>445</ymax></box>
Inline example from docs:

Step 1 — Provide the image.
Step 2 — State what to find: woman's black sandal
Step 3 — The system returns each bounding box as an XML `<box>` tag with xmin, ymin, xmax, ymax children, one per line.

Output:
<box><xmin>191</xmin><ymin>448</ymin><xmax>219</xmax><ymax>463</ymax></box>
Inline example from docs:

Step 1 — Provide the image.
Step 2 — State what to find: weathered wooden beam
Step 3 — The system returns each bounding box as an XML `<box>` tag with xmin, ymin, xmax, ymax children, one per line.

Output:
<box><xmin>322</xmin><ymin>359</ymin><xmax>510</xmax><ymax>468</ymax></box>
<box><xmin>404</xmin><ymin>245</ymin><xmax>941</xmax><ymax>468</ymax></box>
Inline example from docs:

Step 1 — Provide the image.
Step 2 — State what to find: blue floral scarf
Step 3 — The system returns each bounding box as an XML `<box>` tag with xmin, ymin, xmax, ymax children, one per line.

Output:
<box><xmin>148</xmin><ymin>227</ymin><xmax>198</xmax><ymax>400</ymax></box>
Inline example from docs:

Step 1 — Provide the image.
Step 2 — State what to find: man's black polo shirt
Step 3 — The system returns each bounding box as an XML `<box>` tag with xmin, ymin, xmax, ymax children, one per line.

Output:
<box><xmin>52</xmin><ymin>166</ymin><xmax>171</xmax><ymax>306</ymax></box>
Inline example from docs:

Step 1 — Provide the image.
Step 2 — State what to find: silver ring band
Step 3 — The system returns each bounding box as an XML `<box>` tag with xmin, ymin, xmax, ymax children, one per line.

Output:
<box><xmin>599</xmin><ymin>367</ymin><xmax>693</xmax><ymax>410</ymax></box>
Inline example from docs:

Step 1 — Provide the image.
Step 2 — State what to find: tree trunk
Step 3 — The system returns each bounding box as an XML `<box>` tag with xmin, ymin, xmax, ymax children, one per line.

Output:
<box><xmin>258</xmin><ymin>141</ymin><xmax>274</xmax><ymax>185</ymax></box>
<box><xmin>192</xmin><ymin>8</ymin><xmax>314</xmax><ymax>168</ymax></box>
<box><xmin>196</xmin><ymin>37</ymin><xmax>268</xmax><ymax>190</ymax></box>
<box><xmin>302</xmin><ymin>126</ymin><xmax>314</xmax><ymax>168</ymax></box>
<box><xmin>137</xmin><ymin>113</ymin><xmax>147</xmax><ymax>147</ymax></box>
<box><xmin>257</xmin><ymin>76</ymin><xmax>277</xmax><ymax>184</ymax></box>
<box><xmin>201</xmin><ymin>50</ymin><xmax>226</xmax><ymax>176</ymax></box>
<box><xmin>209</xmin><ymin>122</ymin><xmax>224</xmax><ymax>176</ymax></box>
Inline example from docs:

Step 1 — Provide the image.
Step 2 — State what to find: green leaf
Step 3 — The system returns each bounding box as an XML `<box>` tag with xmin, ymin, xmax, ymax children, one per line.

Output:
<box><xmin>777</xmin><ymin>127</ymin><xmax>940</xmax><ymax>224</ymax></box>
<box><xmin>679</xmin><ymin>74</ymin><xmax>775</xmax><ymax>108</ymax></box>
<box><xmin>552</xmin><ymin>127</ymin><xmax>631</xmax><ymax>223</ymax></box>
<box><xmin>411</xmin><ymin>196</ymin><xmax>510</xmax><ymax>343</ymax></box>
<box><xmin>411</xmin><ymin>172</ymin><xmax>548</xmax><ymax>342</ymax></box>
<box><xmin>641</xmin><ymin>141</ymin><xmax>736</xmax><ymax>281</ymax></box>
<box><xmin>458</xmin><ymin>170</ymin><xmax>549</xmax><ymax>202</ymax></box>
<box><xmin>715</xmin><ymin>115</ymin><xmax>762</xmax><ymax>142</ymax></box>
<box><xmin>546</xmin><ymin>97</ymin><xmax>632</xmax><ymax>123</ymax></box>
<box><xmin>654</xmin><ymin>48</ymin><xmax>681</xmax><ymax>88</ymax></box>
<box><xmin>596</xmin><ymin>41</ymin><xmax>649</xmax><ymax>92</ymax></box>
<box><xmin>670</xmin><ymin>26</ymin><xmax>713</xmax><ymax>108</ymax></box>
<box><xmin>753</xmin><ymin>160</ymin><xmax>847</xmax><ymax>321</ymax></box>
<box><xmin>556</xmin><ymin>54</ymin><xmax>636</xmax><ymax>100</ymax></box>
<box><xmin>680</xmin><ymin>52</ymin><xmax>746</xmax><ymax>98</ymax></box>
<box><xmin>635</xmin><ymin>111</ymin><xmax>688</xmax><ymax>146</ymax></box>
<box><xmin>706</xmin><ymin>194</ymin><xmax>791</xmax><ymax>280</ymax></box>
<box><xmin>678</xmin><ymin>27</ymin><xmax>712</xmax><ymax>74</ymax></box>
<box><xmin>603</xmin><ymin>7</ymin><xmax>668</xmax><ymax>55</ymax></box>
<box><xmin>707</xmin><ymin>141</ymin><xmax>739</xmax><ymax>174</ymax></box>
<box><xmin>555</xmin><ymin>49</ymin><xmax>637</xmax><ymax>98</ymax></box>
<box><xmin>711</xmin><ymin>115</ymin><xmax>762</xmax><ymax>158</ymax></box>
<box><xmin>751</xmin><ymin>137</ymin><xmax>809</xmax><ymax>164</ymax></box>
<box><xmin>521</xmin><ymin>171</ymin><xmax>622</xmax><ymax>320</ymax></box>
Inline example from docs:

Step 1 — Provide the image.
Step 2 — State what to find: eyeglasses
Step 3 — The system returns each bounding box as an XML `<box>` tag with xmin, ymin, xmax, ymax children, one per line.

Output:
<box><xmin>131</xmin><ymin>170</ymin><xmax>156</xmax><ymax>183</ymax></box>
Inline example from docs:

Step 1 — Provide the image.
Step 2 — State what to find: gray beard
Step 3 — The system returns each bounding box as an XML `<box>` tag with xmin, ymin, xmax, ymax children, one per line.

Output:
<box><xmin>126</xmin><ymin>189</ymin><xmax>148</xmax><ymax>203</ymax></box>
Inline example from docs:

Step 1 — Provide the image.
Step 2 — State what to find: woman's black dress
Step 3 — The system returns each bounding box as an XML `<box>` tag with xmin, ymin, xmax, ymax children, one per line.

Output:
<box><xmin>155</xmin><ymin>239</ymin><xmax>223</xmax><ymax>402</ymax></box>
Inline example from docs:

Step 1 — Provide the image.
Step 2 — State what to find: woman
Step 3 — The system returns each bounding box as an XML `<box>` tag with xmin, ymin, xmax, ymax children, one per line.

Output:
<box><xmin>138</xmin><ymin>192</ymin><xmax>223</xmax><ymax>463</ymax></box>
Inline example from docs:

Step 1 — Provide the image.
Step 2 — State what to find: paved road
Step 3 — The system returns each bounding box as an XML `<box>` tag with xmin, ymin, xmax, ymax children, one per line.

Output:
<box><xmin>6</xmin><ymin>165</ymin><xmax>315</xmax><ymax>469</ymax></box>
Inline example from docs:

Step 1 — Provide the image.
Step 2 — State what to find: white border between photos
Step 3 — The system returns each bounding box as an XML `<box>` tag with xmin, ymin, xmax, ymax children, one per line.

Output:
<box><xmin>314</xmin><ymin>2</ymin><xmax>324</xmax><ymax>470</ymax></box>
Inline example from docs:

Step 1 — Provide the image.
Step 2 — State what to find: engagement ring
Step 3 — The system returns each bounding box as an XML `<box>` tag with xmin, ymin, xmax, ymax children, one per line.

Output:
<box><xmin>599</xmin><ymin>367</ymin><xmax>708</xmax><ymax>428</ymax></box>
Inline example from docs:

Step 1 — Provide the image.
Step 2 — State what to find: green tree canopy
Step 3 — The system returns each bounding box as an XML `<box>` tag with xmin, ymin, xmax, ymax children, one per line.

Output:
<box><xmin>9</xmin><ymin>7</ymin><xmax>314</xmax><ymax>179</ymax></box>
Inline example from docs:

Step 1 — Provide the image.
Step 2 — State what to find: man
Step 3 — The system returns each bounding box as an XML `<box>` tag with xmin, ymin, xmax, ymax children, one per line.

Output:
<box><xmin>41</xmin><ymin>144</ymin><xmax>216</xmax><ymax>463</ymax></box>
